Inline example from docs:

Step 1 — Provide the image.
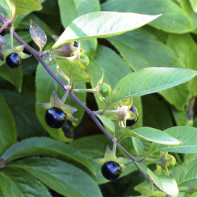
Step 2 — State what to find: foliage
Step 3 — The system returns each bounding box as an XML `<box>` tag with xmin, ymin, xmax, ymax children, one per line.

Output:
<box><xmin>0</xmin><ymin>0</ymin><xmax>197</xmax><ymax>196</ymax></box>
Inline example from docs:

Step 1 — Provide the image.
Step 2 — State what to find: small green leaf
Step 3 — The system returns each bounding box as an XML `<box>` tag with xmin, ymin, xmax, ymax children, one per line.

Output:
<box><xmin>0</xmin><ymin>93</ymin><xmax>16</xmax><ymax>156</ymax></box>
<box><xmin>6</xmin><ymin>0</ymin><xmax>42</xmax><ymax>16</ymax></box>
<box><xmin>136</xmin><ymin>162</ymin><xmax>179</xmax><ymax>197</ymax></box>
<box><xmin>108</xmin><ymin>67</ymin><xmax>197</xmax><ymax>104</ymax></box>
<box><xmin>11</xmin><ymin>157</ymin><xmax>103</xmax><ymax>197</ymax></box>
<box><xmin>29</xmin><ymin>20</ymin><xmax>47</xmax><ymax>52</ymax></box>
<box><xmin>159</xmin><ymin>126</ymin><xmax>197</xmax><ymax>153</ymax></box>
<box><xmin>52</xmin><ymin>11</ymin><xmax>161</xmax><ymax>48</ymax></box>
<box><xmin>97</xmin><ymin>114</ymin><xmax>115</xmax><ymax>133</ymax></box>
<box><xmin>121</xmin><ymin>127</ymin><xmax>181</xmax><ymax>145</ymax></box>
<box><xmin>56</xmin><ymin>58</ymin><xmax>90</xmax><ymax>85</ymax></box>
<box><xmin>2</xmin><ymin>168</ymin><xmax>52</xmax><ymax>197</ymax></box>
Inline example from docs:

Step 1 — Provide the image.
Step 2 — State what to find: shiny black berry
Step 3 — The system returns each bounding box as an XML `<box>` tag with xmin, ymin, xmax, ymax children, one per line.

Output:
<box><xmin>126</xmin><ymin>106</ymin><xmax>138</xmax><ymax>126</ymax></box>
<box><xmin>6</xmin><ymin>53</ymin><xmax>21</xmax><ymax>68</ymax></box>
<box><xmin>101</xmin><ymin>161</ymin><xmax>122</xmax><ymax>180</ymax></box>
<box><xmin>62</xmin><ymin>120</ymin><xmax>74</xmax><ymax>138</ymax></box>
<box><xmin>45</xmin><ymin>107</ymin><xmax>66</xmax><ymax>129</ymax></box>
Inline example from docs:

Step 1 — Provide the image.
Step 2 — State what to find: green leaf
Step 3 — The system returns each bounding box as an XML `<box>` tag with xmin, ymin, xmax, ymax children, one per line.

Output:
<box><xmin>171</xmin><ymin>159</ymin><xmax>197</xmax><ymax>188</ymax></box>
<box><xmin>108</xmin><ymin>67</ymin><xmax>197</xmax><ymax>104</ymax></box>
<box><xmin>159</xmin><ymin>126</ymin><xmax>197</xmax><ymax>153</ymax></box>
<box><xmin>0</xmin><ymin>93</ymin><xmax>16</xmax><ymax>156</ymax></box>
<box><xmin>107</xmin><ymin>29</ymin><xmax>184</xmax><ymax>71</ymax></box>
<box><xmin>132</xmin><ymin>137</ymin><xmax>145</xmax><ymax>157</ymax></box>
<box><xmin>121</xmin><ymin>127</ymin><xmax>181</xmax><ymax>145</ymax></box>
<box><xmin>2</xmin><ymin>167</ymin><xmax>52</xmax><ymax>197</ymax></box>
<box><xmin>56</xmin><ymin>58</ymin><xmax>90</xmax><ymax>85</ymax></box>
<box><xmin>35</xmin><ymin>63</ymin><xmax>86</xmax><ymax>141</ymax></box>
<box><xmin>11</xmin><ymin>157</ymin><xmax>103</xmax><ymax>197</ymax></box>
<box><xmin>52</xmin><ymin>11</ymin><xmax>161</xmax><ymax>48</ymax></box>
<box><xmin>96</xmin><ymin>114</ymin><xmax>115</xmax><ymax>133</ymax></box>
<box><xmin>136</xmin><ymin>162</ymin><xmax>179</xmax><ymax>196</ymax></box>
<box><xmin>0</xmin><ymin>172</ymin><xmax>23</xmax><ymax>197</ymax></box>
<box><xmin>58</xmin><ymin>0</ymin><xmax>100</xmax><ymax>57</ymax></box>
<box><xmin>29</xmin><ymin>20</ymin><xmax>47</xmax><ymax>52</ymax></box>
<box><xmin>6</xmin><ymin>0</ymin><xmax>42</xmax><ymax>16</ymax></box>
<box><xmin>102</xmin><ymin>0</ymin><xmax>192</xmax><ymax>33</ymax></box>
<box><xmin>1</xmin><ymin>137</ymin><xmax>94</xmax><ymax>173</ymax></box>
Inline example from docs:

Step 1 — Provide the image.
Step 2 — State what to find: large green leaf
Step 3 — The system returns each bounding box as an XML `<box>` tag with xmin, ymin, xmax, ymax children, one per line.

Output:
<box><xmin>159</xmin><ymin>126</ymin><xmax>197</xmax><ymax>153</ymax></box>
<box><xmin>2</xmin><ymin>168</ymin><xmax>52</xmax><ymax>197</ymax></box>
<box><xmin>35</xmin><ymin>63</ymin><xmax>86</xmax><ymax>141</ymax></box>
<box><xmin>136</xmin><ymin>162</ymin><xmax>179</xmax><ymax>196</ymax></box>
<box><xmin>11</xmin><ymin>157</ymin><xmax>103</xmax><ymax>197</ymax></box>
<box><xmin>107</xmin><ymin>67</ymin><xmax>197</xmax><ymax>104</ymax></box>
<box><xmin>6</xmin><ymin>0</ymin><xmax>42</xmax><ymax>16</ymax></box>
<box><xmin>171</xmin><ymin>159</ymin><xmax>197</xmax><ymax>188</ymax></box>
<box><xmin>1</xmin><ymin>137</ymin><xmax>94</xmax><ymax>173</ymax></box>
<box><xmin>58</xmin><ymin>0</ymin><xmax>100</xmax><ymax>57</ymax></box>
<box><xmin>52</xmin><ymin>11</ymin><xmax>161</xmax><ymax>48</ymax></box>
<box><xmin>121</xmin><ymin>127</ymin><xmax>181</xmax><ymax>145</ymax></box>
<box><xmin>107</xmin><ymin>29</ymin><xmax>184</xmax><ymax>71</ymax></box>
<box><xmin>0</xmin><ymin>93</ymin><xmax>16</xmax><ymax>156</ymax></box>
<box><xmin>102</xmin><ymin>0</ymin><xmax>192</xmax><ymax>33</ymax></box>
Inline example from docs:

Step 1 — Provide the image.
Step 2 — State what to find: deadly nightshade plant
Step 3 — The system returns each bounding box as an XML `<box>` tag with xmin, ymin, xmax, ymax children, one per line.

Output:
<box><xmin>1</xmin><ymin>2</ymin><xmax>197</xmax><ymax>196</ymax></box>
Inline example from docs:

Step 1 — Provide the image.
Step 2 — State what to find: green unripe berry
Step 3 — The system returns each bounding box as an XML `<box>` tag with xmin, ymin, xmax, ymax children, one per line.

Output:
<box><xmin>80</xmin><ymin>54</ymin><xmax>89</xmax><ymax>66</ymax></box>
<box><xmin>100</xmin><ymin>83</ymin><xmax>112</xmax><ymax>97</ymax></box>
